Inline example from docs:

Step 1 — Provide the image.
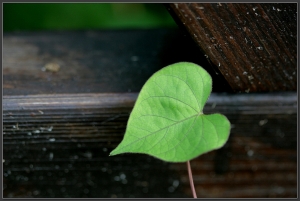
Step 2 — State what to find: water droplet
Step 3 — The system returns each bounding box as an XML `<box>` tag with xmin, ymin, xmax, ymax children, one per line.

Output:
<box><xmin>259</xmin><ymin>119</ymin><xmax>268</xmax><ymax>126</ymax></box>
<box><xmin>49</xmin><ymin>138</ymin><xmax>55</xmax><ymax>142</ymax></box>
<box><xmin>47</xmin><ymin>126</ymin><xmax>53</xmax><ymax>132</ymax></box>
<box><xmin>49</xmin><ymin>153</ymin><xmax>54</xmax><ymax>161</ymax></box>
<box><xmin>83</xmin><ymin>151</ymin><xmax>92</xmax><ymax>159</ymax></box>
<box><xmin>173</xmin><ymin>180</ymin><xmax>179</xmax><ymax>187</ymax></box>
<box><xmin>131</xmin><ymin>56</ymin><xmax>139</xmax><ymax>62</ymax></box>
<box><xmin>247</xmin><ymin>150</ymin><xmax>254</xmax><ymax>156</ymax></box>
<box><xmin>120</xmin><ymin>173</ymin><xmax>126</xmax><ymax>180</ymax></box>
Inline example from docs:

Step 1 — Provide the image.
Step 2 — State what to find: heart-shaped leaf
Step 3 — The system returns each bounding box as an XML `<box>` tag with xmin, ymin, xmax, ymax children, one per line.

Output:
<box><xmin>110</xmin><ymin>62</ymin><xmax>230</xmax><ymax>162</ymax></box>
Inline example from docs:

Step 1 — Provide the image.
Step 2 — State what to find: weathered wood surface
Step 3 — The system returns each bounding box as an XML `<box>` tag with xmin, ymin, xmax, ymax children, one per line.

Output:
<box><xmin>3</xmin><ymin>92</ymin><xmax>297</xmax><ymax>198</ymax></box>
<box><xmin>3</xmin><ymin>29</ymin><xmax>297</xmax><ymax>198</ymax></box>
<box><xmin>173</xmin><ymin>137</ymin><xmax>297</xmax><ymax>198</ymax></box>
<box><xmin>3</xmin><ymin>92</ymin><xmax>297</xmax><ymax>114</ymax></box>
<box><xmin>3</xmin><ymin>29</ymin><xmax>231</xmax><ymax>96</ymax></box>
<box><xmin>167</xmin><ymin>3</ymin><xmax>297</xmax><ymax>92</ymax></box>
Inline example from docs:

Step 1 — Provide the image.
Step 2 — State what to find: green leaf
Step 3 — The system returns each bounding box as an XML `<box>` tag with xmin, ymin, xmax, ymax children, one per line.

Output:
<box><xmin>110</xmin><ymin>62</ymin><xmax>230</xmax><ymax>162</ymax></box>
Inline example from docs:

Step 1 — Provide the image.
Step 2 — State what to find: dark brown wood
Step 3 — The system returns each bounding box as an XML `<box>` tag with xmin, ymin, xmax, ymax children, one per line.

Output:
<box><xmin>3</xmin><ymin>92</ymin><xmax>297</xmax><ymax>198</ymax></box>
<box><xmin>3</xmin><ymin>93</ymin><xmax>137</xmax><ymax>111</ymax></box>
<box><xmin>3</xmin><ymin>92</ymin><xmax>297</xmax><ymax>114</ymax></box>
<box><xmin>3</xmin><ymin>29</ymin><xmax>232</xmax><ymax>96</ymax></box>
<box><xmin>3</xmin><ymin>29</ymin><xmax>297</xmax><ymax>198</ymax></box>
<box><xmin>172</xmin><ymin>140</ymin><xmax>297</xmax><ymax>198</ymax></box>
<box><xmin>167</xmin><ymin>3</ymin><xmax>297</xmax><ymax>92</ymax></box>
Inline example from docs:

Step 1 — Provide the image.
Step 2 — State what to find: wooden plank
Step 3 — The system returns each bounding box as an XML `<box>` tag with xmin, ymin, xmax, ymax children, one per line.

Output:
<box><xmin>3</xmin><ymin>92</ymin><xmax>297</xmax><ymax>198</ymax></box>
<box><xmin>167</xmin><ymin>3</ymin><xmax>297</xmax><ymax>92</ymax></box>
<box><xmin>4</xmin><ymin>92</ymin><xmax>296</xmax><ymax>150</ymax></box>
<box><xmin>3</xmin><ymin>29</ymin><xmax>232</xmax><ymax>96</ymax></box>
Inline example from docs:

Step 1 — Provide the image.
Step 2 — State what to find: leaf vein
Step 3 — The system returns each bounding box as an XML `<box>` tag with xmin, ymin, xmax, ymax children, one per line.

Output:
<box><xmin>117</xmin><ymin>114</ymin><xmax>199</xmax><ymax>153</ymax></box>
<box><xmin>139</xmin><ymin>95</ymin><xmax>198</xmax><ymax>113</ymax></box>
<box><xmin>157</xmin><ymin>114</ymin><xmax>200</xmax><ymax>157</ymax></box>
<box><xmin>160</xmin><ymin>74</ymin><xmax>201</xmax><ymax>111</ymax></box>
<box><xmin>132</xmin><ymin>114</ymin><xmax>177</xmax><ymax>122</ymax></box>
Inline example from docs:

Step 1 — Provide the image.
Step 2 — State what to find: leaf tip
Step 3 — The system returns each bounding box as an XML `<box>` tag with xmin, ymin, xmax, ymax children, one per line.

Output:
<box><xmin>109</xmin><ymin>150</ymin><xmax>117</xmax><ymax>156</ymax></box>
<box><xmin>109</xmin><ymin>147</ymin><xmax>124</xmax><ymax>157</ymax></box>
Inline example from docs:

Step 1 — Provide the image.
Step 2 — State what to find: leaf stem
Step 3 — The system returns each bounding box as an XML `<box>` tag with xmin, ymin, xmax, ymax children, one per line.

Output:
<box><xmin>187</xmin><ymin>160</ymin><xmax>197</xmax><ymax>198</ymax></box>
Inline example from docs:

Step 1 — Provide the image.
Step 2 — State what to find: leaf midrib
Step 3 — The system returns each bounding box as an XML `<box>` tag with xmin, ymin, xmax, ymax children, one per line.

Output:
<box><xmin>112</xmin><ymin>111</ymin><xmax>202</xmax><ymax>154</ymax></box>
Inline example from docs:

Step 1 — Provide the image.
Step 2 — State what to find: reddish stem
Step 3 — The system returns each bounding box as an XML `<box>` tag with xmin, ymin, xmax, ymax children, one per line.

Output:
<box><xmin>187</xmin><ymin>160</ymin><xmax>197</xmax><ymax>198</ymax></box>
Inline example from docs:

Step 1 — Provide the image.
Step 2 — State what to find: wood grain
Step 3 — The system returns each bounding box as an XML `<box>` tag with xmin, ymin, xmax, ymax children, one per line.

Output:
<box><xmin>3</xmin><ymin>29</ymin><xmax>232</xmax><ymax>96</ymax></box>
<box><xmin>3</xmin><ymin>29</ymin><xmax>297</xmax><ymax>198</ymax></box>
<box><xmin>3</xmin><ymin>92</ymin><xmax>297</xmax><ymax>198</ymax></box>
<box><xmin>167</xmin><ymin>3</ymin><xmax>297</xmax><ymax>92</ymax></box>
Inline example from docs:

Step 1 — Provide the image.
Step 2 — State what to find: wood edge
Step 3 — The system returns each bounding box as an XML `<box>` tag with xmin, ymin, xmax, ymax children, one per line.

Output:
<box><xmin>3</xmin><ymin>92</ymin><xmax>297</xmax><ymax>115</ymax></box>
<box><xmin>3</xmin><ymin>93</ymin><xmax>138</xmax><ymax>111</ymax></box>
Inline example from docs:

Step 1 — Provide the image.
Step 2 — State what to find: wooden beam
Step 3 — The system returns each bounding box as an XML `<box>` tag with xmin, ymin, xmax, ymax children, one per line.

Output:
<box><xmin>167</xmin><ymin>3</ymin><xmax>297</xmax><ymax>92</ymax></box>
<box><xmin>3</xmin><ymin>29</ymin><xmax>232</xmax><ymax>96</ymax></box>
<box><xmin>3</xmin><ymin>92</ymin><xmax>297</xmax><ymax>198</ymax></box>
<box><xmin>3</xmin><ymin>92</ymin><xmax>297</xmax><ymax>114</ymax></box>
